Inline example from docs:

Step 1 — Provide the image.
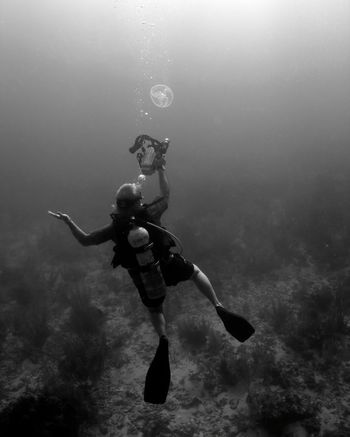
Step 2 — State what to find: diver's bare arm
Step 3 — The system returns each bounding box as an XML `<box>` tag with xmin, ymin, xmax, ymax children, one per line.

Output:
<box><xmin>65</xmin><ymin>219</ymin><xmax>95</xmax><ymax>246</ymax></box>
<box><xmin>158</xmin><ymin>167</ymin><xmax>169</xmax><ymax>198</ymax></box>
<box><xmin>48</xmin><ymin>211</ymin><xmax>95</xmax><ymax>246</ymax></box>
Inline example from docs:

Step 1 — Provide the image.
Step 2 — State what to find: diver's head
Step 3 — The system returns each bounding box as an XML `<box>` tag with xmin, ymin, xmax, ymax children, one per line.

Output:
<box><xmin>116</xmin><ymin>183</ymin><xmax>143</xmax><ymax>212</ymax></box>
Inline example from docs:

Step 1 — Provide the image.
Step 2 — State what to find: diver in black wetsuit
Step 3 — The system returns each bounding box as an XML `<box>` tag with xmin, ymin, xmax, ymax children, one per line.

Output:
<box><xmin>49</xmin><ymin>154</ymin><xmax>254</xmax><ymax>403</ymax></box>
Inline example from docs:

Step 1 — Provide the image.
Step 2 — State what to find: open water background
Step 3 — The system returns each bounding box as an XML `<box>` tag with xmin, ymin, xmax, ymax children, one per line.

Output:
<box><xmin>1</xmin><ymin>0</ymin><xmax>349</xmax><ymax>230</ymax></box>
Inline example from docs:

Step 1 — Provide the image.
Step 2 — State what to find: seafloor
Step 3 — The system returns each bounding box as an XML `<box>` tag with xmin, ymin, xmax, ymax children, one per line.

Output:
<box><xmin>0</xmin><ymin>225</ymin><xmax>349</xmax><ymax>437</ymax></box>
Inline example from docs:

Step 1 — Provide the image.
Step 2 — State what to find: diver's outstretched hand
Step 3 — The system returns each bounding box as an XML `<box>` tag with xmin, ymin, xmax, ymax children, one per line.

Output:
<box><xmin>48</xmin><ymin>211</ymin><xmax>71</xmax><ymax>223</ymax></box>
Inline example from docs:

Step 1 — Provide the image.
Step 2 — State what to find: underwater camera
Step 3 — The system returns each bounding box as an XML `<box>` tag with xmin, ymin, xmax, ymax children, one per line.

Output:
<box><xmin>129</xmin><ymin>135</ymin><xmax>170</xmax><ymax>175</ymax></box>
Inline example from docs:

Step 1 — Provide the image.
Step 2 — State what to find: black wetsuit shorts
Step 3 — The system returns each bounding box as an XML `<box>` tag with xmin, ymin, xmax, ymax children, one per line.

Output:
<box><xmin>128</xmin><ymin>253</ymin><xmax>194</xmax><ymax>308</ymax></box>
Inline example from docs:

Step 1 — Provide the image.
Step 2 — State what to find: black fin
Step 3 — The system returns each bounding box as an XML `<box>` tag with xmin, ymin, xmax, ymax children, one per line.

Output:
<box><xmin>216</xmin><ymin>306</ymin><xmax>255</xmax><ymax>343</ymax></box>
<box><xmin>144</xmin><ymin>337</ymin><xmax>171</xmax><ymax>404</ymax></box>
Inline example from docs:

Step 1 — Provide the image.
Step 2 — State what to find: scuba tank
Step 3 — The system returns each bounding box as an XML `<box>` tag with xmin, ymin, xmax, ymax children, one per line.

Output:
<box><xmin>110</xmin><ymin>212</ymin><xmax>183</xmax><ymax>269</ymax></box>
<box><xmin>129</xmin><ymin>135</ymin><xmax>170</xmax><ymax>176</ymax></box>
<box><xmin>127</xmin><ymin>225</ymin><xmax>167</xmax><ymax>300</ymax></box>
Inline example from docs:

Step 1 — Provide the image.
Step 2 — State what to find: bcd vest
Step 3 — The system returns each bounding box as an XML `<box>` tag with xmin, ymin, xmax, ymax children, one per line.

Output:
<box><xmin>110</xmin><ymin>207</ymin><xmax>175</xmax><ymax>269</ymax></box>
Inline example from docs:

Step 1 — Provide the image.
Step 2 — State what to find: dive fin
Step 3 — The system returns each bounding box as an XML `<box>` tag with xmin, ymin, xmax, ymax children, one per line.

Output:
<box><xmin>216</xmin><ymin>306</ymin><xmax>255</xmax><ymax>343</ymax></box>
<box><xmin>144</xmin><ymin>336</ymin><xmax>171</xmax><ymax>404</ymax></box>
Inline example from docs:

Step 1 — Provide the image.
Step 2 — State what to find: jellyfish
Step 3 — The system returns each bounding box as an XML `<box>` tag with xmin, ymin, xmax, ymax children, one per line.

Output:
<box><xmin>150</xmin><ymin>84</ymin><xmax>174</xmax><ymax>108</ymax></box>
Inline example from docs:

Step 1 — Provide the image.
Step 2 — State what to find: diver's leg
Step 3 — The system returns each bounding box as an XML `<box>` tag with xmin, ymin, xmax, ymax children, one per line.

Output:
<box><xmin>191</xmin><ymin>265</ymin><xmax>222</xmax><ymax>308</ymax></box>
<box><xmin>147</xmin><ymin>305</ymin><xmax>167</xmax><ymax>339</ymax></box>
<box><xmin>191</xmin><ymin>265</ymin><xmax>255</xmax><ymax>342</ymax></box>
<box><xmin>130</xmin><ymin>267</ymin><xmax>168</xmax><ymax>339</ymax></box>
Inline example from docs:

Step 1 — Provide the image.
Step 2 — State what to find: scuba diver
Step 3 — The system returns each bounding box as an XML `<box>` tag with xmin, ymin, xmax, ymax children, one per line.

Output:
<box><xmin>49</xmin><ymin>135</ymin><xmax>254</xmax><ymax>404</ymax></box>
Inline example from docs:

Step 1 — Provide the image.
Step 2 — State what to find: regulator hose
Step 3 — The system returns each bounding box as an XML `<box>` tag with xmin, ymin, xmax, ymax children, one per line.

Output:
<box><xmin>144</xmin><ymin>220</ymin><xmax>183</xmax><ymax>255</ymax></box>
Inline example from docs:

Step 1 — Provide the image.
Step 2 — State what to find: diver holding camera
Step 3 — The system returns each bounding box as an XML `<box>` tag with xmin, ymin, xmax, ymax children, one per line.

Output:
<box><xmin>49</xmin><ymin>135</ymin><xmax>254</xmax><ymax>404</ymax></box>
